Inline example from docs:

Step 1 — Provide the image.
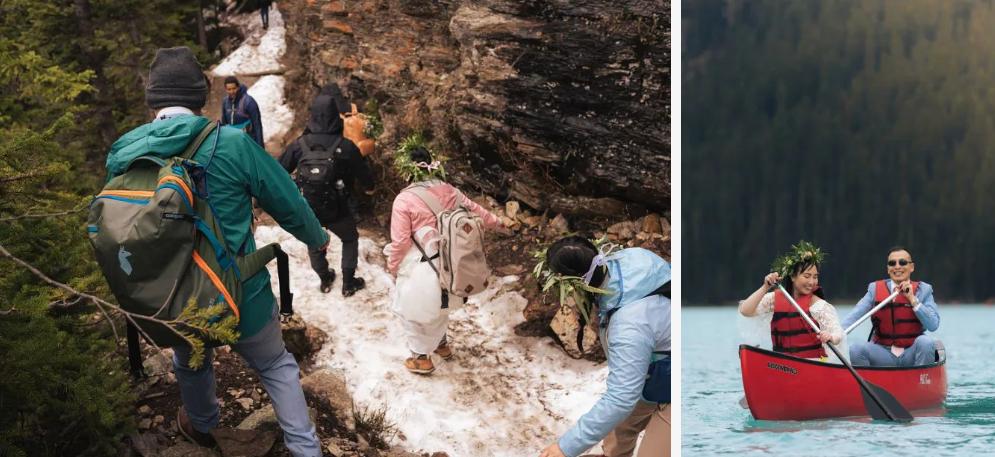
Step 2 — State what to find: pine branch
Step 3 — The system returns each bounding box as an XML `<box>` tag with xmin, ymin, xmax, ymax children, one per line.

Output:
<box><xmin>0</xmin><ymin>243</ymin><xmax>185</xmax><ymax>353</ymax></box>
<box><xmin>0</xmin><ymin>206</ymin><xmax>87</xmax><ymax>222</ymax></box>
<box><xmin>0</xmin><ymin>170</ymin><xmax>48</xmax><ymax>184</ymax></box>
<box><xmin>0</xmin><ymin>243</ymin><xmax>239</xmax><ymax>369</ymax></box>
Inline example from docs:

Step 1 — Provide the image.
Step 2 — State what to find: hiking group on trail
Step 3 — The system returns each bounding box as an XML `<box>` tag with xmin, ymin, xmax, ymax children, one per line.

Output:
<box><xmin>88</xmin><ymin>47</ymin><xmax>671</xmax><ymax>457</ymax></box>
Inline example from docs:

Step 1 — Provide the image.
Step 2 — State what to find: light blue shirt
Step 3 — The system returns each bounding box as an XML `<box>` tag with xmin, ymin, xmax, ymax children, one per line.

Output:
<box><xmin>557</xmin><ymin>248</ymin><xmax>670</xmax><ymax>457</ymax></box>
<box><xmin>841</xmin><ymin>279</ymin><xmax>940</xmax><ymax>332</ymax></box>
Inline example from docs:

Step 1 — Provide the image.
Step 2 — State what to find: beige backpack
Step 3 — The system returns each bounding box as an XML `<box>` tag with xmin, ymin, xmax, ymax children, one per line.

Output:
<box><xmin>406</xmin><ymin>184</ymin><xmax>491</xmax><ymax>297</ymax></box>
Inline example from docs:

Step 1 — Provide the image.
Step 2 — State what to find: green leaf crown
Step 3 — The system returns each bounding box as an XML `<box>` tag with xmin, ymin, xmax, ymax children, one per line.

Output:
<box><xmin>393</xmin><ymin>132</ymin><xmax>447</xmax><ymax>182</ymax></box>
<box><xmin>771</xmin><ymin>240</ymin><xmax>826</xmax><ymax>279</ymax></box>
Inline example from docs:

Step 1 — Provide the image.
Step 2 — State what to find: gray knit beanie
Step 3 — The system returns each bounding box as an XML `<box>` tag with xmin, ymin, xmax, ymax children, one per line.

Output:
<box><xmin>145</xmin><ymin>47</ymin><xmax>208</xmax><ymax>110</ymax></box>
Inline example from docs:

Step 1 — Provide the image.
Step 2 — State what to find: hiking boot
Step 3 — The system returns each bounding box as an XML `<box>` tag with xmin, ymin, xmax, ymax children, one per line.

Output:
<box><xmin>434</xmin><ymin>340</ymin><xmax>453</xmax><ymax>361</ymax></box>
<box><xmin>404</xmin><ymin>354</ymin><xmax>435</xmax><ymax>374</ymax></box>
<box><xmin>177</xmin><ymin>407</ymin><xmax>216</xmax><ymax>448</ymax></box>
<box><xmin>319</xmin><ymin>269</ymin><xmax>337</xmax><ymax>293</ymax></box>
<box><xmin>342</xmin><ymin>276</ymin><xmax>365</xmax><ymax>297</ymax></box>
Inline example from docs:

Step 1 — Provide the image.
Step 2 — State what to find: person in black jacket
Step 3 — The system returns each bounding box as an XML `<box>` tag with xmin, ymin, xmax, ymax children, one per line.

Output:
<box><xmin>280</xmin><ymin>83</ymin><xmax>374</xmax><ymax>296</ymax></box>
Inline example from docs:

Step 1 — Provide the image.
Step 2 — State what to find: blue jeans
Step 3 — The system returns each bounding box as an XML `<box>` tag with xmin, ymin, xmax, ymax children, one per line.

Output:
<box><xmin>849</xmin><ymin>334</ymin><xmax>936</xmax><ymax>367</ymax></box>
<box><xmin>172</xmin><ymin>308</ymin><xmax>321</xmax><ymax>457</ymax></box>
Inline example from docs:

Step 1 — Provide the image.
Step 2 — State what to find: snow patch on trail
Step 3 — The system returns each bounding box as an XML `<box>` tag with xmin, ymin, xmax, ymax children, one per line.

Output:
<box><xmin>245</xmin><ymin>75</ymin><xmax>293</xmax><ymax>145</ymax></box>
<box><xmin>256</xmin><ymin>226</ymin><xmax>609</xmax><ymax>456</ymax></box>
<box><xmin>212</xmin><ymin>6</ymin><xmax>285</xmax><ymax>76</ymax></box>
<box><xmin>209</xmin><ymin>5</ymin><xmax>293</xmax><ymax>146</ymax></box>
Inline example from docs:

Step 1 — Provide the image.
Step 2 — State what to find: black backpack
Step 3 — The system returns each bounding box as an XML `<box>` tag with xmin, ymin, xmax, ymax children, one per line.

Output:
<box><xmin>296</xmin><ymin>136</ymin><xmax>346</xmax><ymax>216</ymax></box>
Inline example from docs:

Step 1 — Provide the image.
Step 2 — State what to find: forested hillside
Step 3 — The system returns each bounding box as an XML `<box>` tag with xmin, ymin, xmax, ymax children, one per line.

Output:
<box><xmin>684</xmin><ymin>0</ymin><xmax>995</xmax><ymax>303</ymax></box>
<box><xmin>1</xmin><ymin>2</ymin><xmax>219</xmax><ymax>454</ymax></box>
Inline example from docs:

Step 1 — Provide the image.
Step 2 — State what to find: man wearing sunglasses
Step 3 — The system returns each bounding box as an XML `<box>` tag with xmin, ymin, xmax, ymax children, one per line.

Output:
<box><xmin>841</xmin><ymin>247</ymin><xmax>940</xmax><ymax>367</ymax></box>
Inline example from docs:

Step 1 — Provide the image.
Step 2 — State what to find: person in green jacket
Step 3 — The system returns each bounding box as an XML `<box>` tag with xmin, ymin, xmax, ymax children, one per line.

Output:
<box><xmin>105</xmin><ymin>47</ymin><xmax>328</xmax><ymax>457</ymax></box>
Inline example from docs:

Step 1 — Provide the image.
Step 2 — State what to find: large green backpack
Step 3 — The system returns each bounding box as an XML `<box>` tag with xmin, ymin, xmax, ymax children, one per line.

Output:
<box><xmin>87</xmin><ymin>122</ymin><xmax>292</xmax><ymax>376</ymax></box>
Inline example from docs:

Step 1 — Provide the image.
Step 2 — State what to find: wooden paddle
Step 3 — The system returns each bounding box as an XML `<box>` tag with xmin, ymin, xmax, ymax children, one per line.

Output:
<box><xmin>777</xmin><ymin>285</ymin><xmax>913</xmax><ymax>422</ymax></box>
<box><xmin>844</xmin><ymin>290</ymin><xmax>900</xmax><ymax>335</ymax></box>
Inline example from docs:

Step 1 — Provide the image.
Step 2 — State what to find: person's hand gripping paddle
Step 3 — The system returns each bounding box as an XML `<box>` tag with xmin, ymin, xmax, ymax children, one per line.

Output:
<box><xmin>844</xmin><ymin>290</ymin><xmax>900</xmax><ymax>335</ymax></box>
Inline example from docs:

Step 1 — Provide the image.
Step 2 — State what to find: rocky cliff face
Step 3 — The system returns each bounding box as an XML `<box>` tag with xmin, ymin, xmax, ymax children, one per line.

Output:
<box><xmin>281</xmin><ymin>0</ymin><xmax>669</xmax><ymax>217</ymax></box>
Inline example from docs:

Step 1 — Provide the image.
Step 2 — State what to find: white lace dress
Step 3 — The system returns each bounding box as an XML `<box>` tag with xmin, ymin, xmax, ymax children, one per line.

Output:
<box><xmin>738</xmin><ymin>292</ymin><xmax>849</xmax><ymax>364</ymax></box>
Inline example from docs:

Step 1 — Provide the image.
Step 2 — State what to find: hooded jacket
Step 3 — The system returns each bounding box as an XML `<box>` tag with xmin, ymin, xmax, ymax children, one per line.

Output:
<box><xmin>279</xmin><ymin>91</ymin><xmax>373</xmax><ymax>223</ymax></box>
<box><xmin>558</xmin><ymin>248</ymin><xmax>671</xmax><ymax>457</ymax></box>
<box><xmin>105</xmin><ymin>115</ymin><xmax>329</xmax><ymax>339</ymax></box>
<box><xmin>221</xmin><ymin>84</ymin><xmax>264</xmax><ymax>147</ymax></box>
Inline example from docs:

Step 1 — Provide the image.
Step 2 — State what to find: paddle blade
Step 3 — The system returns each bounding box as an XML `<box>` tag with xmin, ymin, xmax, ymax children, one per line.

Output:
<box><xmin>859</xmin><ymin>380</ymin><xmax>914</xmax><ymax>423</ymax></box>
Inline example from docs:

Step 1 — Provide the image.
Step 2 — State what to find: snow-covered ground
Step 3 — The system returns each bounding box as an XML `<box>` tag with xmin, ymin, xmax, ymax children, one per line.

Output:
<box><xmin>221</xmin><ymin>6</ymin><xmax>612</xmax><ymax>454</ymax></box>
<box><xmin>244</xmin><ymin>75</ymin><xmax>294</xmax><ymax>146</ymax></box>
<box><xmin>257</xmin><ymin>227</ymin><xmax>610</xmax><ymax>456</ymax></box>
<box><xmin>211</xmin><ymin>5</ymin><xmax>292</xmax><ymax>145</ymax></box>
<box><xmin>211</xmin><ymin>5</ymin><xmax>285</xmax><ymax>76</ymax></box>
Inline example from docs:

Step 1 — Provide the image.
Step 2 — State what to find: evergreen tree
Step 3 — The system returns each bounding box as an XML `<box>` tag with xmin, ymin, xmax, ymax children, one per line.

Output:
<box><xmin>1</xmin><ymin>2</ymin><xmax>227</xmax><ymax>454</ymax></box>
<box><xmin>684</xmin><ymin>0</ymin><xmax>995</xmax><ymax>303</ymax></box>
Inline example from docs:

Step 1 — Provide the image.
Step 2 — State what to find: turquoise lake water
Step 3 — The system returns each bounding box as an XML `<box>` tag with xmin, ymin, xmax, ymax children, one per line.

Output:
<box><xmin>683</xmin><ymin>305</ymin><xmax>995</xmax><ymax>456</ymax></box>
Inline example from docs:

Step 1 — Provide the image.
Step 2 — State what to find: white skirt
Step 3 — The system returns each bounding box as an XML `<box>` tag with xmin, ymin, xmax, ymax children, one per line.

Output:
<box><xmin>389</xmin><ymin>230</ymin><xmax>458</xmax><ymax>355</ymax></box>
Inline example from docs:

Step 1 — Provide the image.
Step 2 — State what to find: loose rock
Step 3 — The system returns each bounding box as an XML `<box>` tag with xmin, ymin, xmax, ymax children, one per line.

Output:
<box><xmin>496</xmin><ymin>264</ymin><xmax>525</xmax><ymax>276</ymax></box>
<box><xmin>282</xmin><ymin>315</ymin><xmax>329</xmax><ymax>364</ymax></box>
<box><xmin>160</xmin><ymin>442</ymin><xmax>220</xmax><ymax>457</ymax></box>
<box><xmin>549</xmin><ymin>214</ymin><xmax>570</xmax><ymax>234</ymax></box>
<box><xmin>505</xmin><ymin>200</ymin><xmax>520</xmax><ymax>220</ymax></box>
<box><xmin>211</xmin><ymin>428</ymin><xmax>277</xmax><ymax>457</ymax></box>
<box><xmin>142</xmin><ymin>350</ymin><xmax>173</xmax><ymax>378</ymax></box>
<box><xmin>548</xmin><ymin>299</ymin><xmax>599</xmax><ymax>358</ymax></box>
<box><xmin>235</xmin><ymin>398</ymin><xmax>255</xmax><ymax>410</ymax></box>
<box><xmin>642</xmin><ymin>213</ymin><xmax>664</xmax><ymax>234</ymax></box>
<box><xmin>301</xmin><ymin>370</ymin><xmax>356</xmax><ymax>431</ymax></box>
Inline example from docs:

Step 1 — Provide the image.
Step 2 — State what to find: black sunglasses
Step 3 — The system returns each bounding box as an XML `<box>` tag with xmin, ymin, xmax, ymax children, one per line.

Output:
<box><xmin>887</xmin><ymin>259</ymin><xmax>913</xmax><ymax>267</ymax></box>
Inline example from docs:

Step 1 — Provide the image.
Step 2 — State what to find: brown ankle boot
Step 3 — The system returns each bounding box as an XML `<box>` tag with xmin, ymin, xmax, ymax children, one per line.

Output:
<box><xmin>177</xmin><ymin>407</ymin><xmax>216</xmax><ymax>448</ymax></box>
<box><xmin>404</xmin><ymin>354</ymin><xmax>435</xmax><ymax>374</ymax></box>
<box><xmin>434</xmin><ymin>340</ymin><xmax>453</xmax><ymax>360</ymax></box>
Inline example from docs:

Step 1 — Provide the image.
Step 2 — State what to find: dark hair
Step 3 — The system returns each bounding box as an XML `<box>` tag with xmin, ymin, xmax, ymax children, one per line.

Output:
<box><xmin>887</xmin><ymin>245</ymin><xmax>912</xmax><ymax>260</ymax></box>
<box><xmin>408</xmin><ymin>146</ymin><xmax>433</xmax><ymax>164</ymax></box>
<box><xmin>224</xmin><ymin>76</ymin><xmax>239</xmax><ymax>86</ymax></box>
<box><xmin>546</xmin><ymin>235</ymin><xmax>607</xmax><ymax>287</ymax></box>
<box><xmin>783</xmin><ymin>261</ymin><xmax>824</xmax><ymax>299</ymax></box>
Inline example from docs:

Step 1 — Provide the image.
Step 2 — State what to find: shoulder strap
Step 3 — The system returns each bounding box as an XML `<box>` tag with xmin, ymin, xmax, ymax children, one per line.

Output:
<box><xmin>330</xmin><ymin>136</ymin><xmax>344</xmax><ymax>155</ymax></box>
<box><xmin>299</xmin><ymin>137</ymin><xmax>312</xmax><ymax>156</ymax></box>
<box><xmin>180</xmin><ymin>122</ymin><xmax>219</xmax><ymax>160</ymax></box>
<box><xmin>406</xmin><ymin>185</ymin><xmax>445</xmax><ymax>216</ymax></box>
<box><xmin>126</xmin><ymin>322</ymin><xmax>146</xmax><ymax>380</ymax></box>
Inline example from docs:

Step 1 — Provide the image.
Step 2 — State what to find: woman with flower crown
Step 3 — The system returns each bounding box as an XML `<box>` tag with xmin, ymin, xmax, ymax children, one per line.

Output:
<box><xmin>383</xmin><ymin>142</ymin><xmax>506</xmax><ymax>374</ymax></box>
<box><xmin>738</xmin><ymin>241</ymin><xmax>846</xmax><ymax>362</ymax></box>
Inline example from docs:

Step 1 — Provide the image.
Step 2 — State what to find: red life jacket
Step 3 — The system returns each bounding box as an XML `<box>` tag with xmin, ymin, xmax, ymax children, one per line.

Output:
<box><xmin>770</xmin><ymin>292</ymin><xmax>827</xmax><ymax>359</ymax></box>
<box><xmin>870</xmin><ymin>280</ymin><xmax>923</xmax><ymax>348</ymax></box>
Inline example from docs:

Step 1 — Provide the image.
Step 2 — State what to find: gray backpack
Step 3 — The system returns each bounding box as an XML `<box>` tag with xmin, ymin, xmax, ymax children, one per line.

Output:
<box><xmin>406</xmin><ymin>184</ymin><xmax>491</xmax><ymax>297</ymax></box>
<box><xmin>87</xmin><ymin>122</ymin><xmax>292</xmax><ymax>376</ymax></box>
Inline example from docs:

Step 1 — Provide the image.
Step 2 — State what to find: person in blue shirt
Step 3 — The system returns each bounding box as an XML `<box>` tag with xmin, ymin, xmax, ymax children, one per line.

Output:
<box><xmin>841</xmin><ymin>246</ymin><xmax>940</xmax><ymax>367</ymax></box>
<box><xmin>539</xmin><ymin>236</ymin><xmax>670</xmax><ymax>457</ymax></box>
<box><xmin>221</xmin><ymin>76</ymin><xmax>265</xmax><ymax>148</ymax></box>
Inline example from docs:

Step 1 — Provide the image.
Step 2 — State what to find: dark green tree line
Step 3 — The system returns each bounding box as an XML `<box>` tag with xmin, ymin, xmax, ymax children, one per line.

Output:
<box><xmin>1</xmin><ymin>1</ymin><xmax>222</xmax><ymax>454</ymax></box>
<box><xmin>684</xmin><ymin>0</ymin><xmax>995</xmax><ymax>303</ymax></box>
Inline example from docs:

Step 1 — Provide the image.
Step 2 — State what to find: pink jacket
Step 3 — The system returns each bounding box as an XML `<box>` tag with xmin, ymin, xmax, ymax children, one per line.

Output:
<box><xmin>386</xmin><ymin>180</ymin><xmax>502</xmax><ymax>274</ymax></box>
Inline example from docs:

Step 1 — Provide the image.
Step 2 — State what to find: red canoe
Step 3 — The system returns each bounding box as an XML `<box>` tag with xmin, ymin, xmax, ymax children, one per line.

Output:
<box><xmin>739</xmin><ymin>344</ymin><xmax>947</xmax><ymax>420</ymax></box>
